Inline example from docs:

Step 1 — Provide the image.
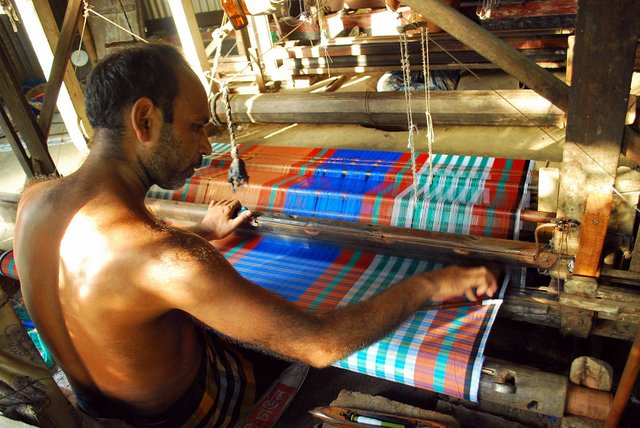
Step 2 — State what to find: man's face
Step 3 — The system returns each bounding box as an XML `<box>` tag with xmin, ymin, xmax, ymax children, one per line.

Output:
<box><xmin>145</xmin><ymin>122</ymin><xmax>202</xmax><ymax>190</ymax></box>
<box><xmin>144</xmin><ymin>66</ymin><xmax>211</xmax><ymax>190</ymax></box>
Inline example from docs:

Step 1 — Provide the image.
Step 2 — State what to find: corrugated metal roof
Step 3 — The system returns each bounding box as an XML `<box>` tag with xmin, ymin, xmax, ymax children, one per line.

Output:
<box><xmin>140</xmin><ymin>0</ymin><xmax>223</xmax><ymax>20</ymax></box>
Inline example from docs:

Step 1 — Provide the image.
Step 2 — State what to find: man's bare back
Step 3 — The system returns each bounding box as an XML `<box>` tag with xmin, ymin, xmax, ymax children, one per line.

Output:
<box><xmin>16</xmin><ymin>173</ymin><xmax>202</xmax><ymax>414</ymax></box>
<box><xmin>14</xmin><ymin>43</ymin><xmax>498</xmax><ymax>425</ymax></box>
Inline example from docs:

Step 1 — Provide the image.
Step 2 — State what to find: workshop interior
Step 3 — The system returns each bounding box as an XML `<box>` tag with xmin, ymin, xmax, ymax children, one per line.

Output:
<box><xmin>0</xmin><ymin>0</ymin><xmax>640</xmax><ymax>426</ymax></box>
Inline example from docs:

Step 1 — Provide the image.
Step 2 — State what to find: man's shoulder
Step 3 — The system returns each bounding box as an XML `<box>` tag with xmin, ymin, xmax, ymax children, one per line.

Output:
<box><xmin>18</xmin><ymin>176</ymin><xmax>66</xmax><ymax>221</ymax></box>
<box><xmin>150</xmin><ymin>225</ymin><xmax>219</xmax><ymax>261</ymax></box>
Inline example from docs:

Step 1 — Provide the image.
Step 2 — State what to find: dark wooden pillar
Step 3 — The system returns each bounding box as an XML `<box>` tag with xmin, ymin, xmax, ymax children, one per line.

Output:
<box><xmin>557</xmin><ymin>0</ymin><xmax>640</xmax><ymax>336</ymax></box>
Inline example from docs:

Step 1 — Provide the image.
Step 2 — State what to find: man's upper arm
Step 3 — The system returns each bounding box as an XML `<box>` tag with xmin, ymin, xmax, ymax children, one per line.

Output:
<box><xmin>143</xmin><ymin>231</ymin><xmax>323</xmax><ymax>361</ymax></box>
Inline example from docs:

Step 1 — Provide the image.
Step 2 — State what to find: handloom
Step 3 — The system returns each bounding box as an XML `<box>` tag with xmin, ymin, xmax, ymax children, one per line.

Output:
<box><xmin>147</xmin><ymin>144</ymin><xmax>533</xmax><ymax>402</ymax></box>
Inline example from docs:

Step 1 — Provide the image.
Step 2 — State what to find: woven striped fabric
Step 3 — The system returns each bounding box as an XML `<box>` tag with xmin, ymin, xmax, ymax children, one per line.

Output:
<box><xmin>148</xmin><ymin>144</ymin><xmax>532</xmax><ymax>239</ymax></box>
<box><xmin>0</xmin><ymin>250</ymin><xmax>17</xmax><ymax>280</ymax></box>
<box><xmin>213</xmin><ymin>233</ymin><xmax>503</xmax><ymax>402</ymax></box>
<box><xmin>147</xmin><ymin>144</ymin><xmax>531</xmax><ymax>401</ymax></box>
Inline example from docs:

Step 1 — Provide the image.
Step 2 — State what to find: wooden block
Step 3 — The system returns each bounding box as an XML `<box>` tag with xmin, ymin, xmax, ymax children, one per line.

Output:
<box><xmin>561</xmin><ymin>306</ymin><xmax>594</xmax><ymax>338</ymax></box>
<box><xmin>565</xmin><ymin>275</ymin><xmax>598</xmax><ymax>296</ymax></box>
<box><xmin>573</xmin><ymin>194</ymin><xmax>613</xmax><ymax>277</ymax></box>
<box><xmin>569</xmin><ymin>356</ymin><xmax>613</xmax><ymax>391</ymax></box>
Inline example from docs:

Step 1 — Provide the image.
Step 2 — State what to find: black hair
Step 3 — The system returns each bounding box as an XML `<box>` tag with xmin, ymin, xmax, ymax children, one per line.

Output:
<box><xmin>84</xmin><ymin>43</ymin><xmax>188</xmax><ymax>135</ymax></box>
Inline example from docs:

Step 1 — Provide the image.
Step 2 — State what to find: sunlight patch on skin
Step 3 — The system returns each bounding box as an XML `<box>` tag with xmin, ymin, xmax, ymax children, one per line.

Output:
<box><xmin>59</xmin><ymin>212</ymin><xmax>113</xmax><ymax>301</ymax></box>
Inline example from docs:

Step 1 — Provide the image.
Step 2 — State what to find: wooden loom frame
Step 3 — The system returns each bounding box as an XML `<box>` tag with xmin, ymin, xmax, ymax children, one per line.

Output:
<box><xmin>1</xmin><ymin>0</ymin><xmax>640</xmax><ymax>425</ymax></box>
<box><xmin>1</xmin><ymin>0</ymin><xmax>639</xmax><ymax>337</ymax></box>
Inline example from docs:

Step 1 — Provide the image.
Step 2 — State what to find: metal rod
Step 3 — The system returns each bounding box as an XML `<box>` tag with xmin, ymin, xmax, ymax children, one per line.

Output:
<box><xmin>145</xmin><ymin>198</ymin><xmax>558</xmax><ymax>270</ymax></box>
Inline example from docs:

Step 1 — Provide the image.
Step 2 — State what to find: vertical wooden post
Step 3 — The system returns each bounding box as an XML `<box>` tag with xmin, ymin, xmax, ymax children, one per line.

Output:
<box><xmin>556</xmin><ymin>0</ymin><xmax>639</xmax><ymax>336</ymax></box>
<box><xmin>556</xmin><ymin>0</ymin><xmax>639</xmax><ymax>263</ymax></box>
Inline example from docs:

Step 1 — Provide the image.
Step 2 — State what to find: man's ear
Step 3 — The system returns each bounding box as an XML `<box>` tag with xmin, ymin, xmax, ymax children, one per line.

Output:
<box><xmin>130</xmin><ymin>97</ymin><xmax>161</xmax><ymax>144</ymax></box>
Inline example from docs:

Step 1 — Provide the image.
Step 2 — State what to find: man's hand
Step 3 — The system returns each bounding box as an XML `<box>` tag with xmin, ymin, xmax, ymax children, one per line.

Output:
<box><xmin>198</xmin><ymin>200</ymin><xmax>252</xmax><ymax>240</ymax></box>
<box><xmin>428</xmin><ymin>266</ymin><xmax>498</xmax><ymax>302</ymax></box>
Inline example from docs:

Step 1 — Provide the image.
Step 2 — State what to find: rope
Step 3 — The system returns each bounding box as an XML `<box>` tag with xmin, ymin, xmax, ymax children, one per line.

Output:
<box><xmin>73</xmin><ymin>1</ymin><xmax>90</xmax><ymax>72</ymax></box>
<box><xmin>421</xmin><ymin>27</ymin><xmax>435</xmax><ymax>187</ymax></box>
<box><xmin>85</xmin><ymin>5</ymin><xmax>148</xmax><ymax>43</ymax></box>
<box><xmin>477</xmin><ymin>0</ymin><xmax>501</xmax><ymax>20</ymax></box>
<box><xmin>222</xmin><ymin>84</ymin><xmax>249</xmax><ymax>190</ymax></box>
<box><xmin>399</xmin><ymin>32</ymin><xmax>419</xmax><ymax>208</ymax></box>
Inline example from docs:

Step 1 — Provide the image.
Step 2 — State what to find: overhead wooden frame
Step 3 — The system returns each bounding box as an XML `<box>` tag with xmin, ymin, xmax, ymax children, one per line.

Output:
<box><xmin>402</xmin><ymin>0</ymin><xmax>569</xmax><ymax>111</ymax></box>
<box><xmin>13</xmin><ymin>0</ymin><xmax>92</xmax><ymax>155</ymax></box>
<box><xmin>0</xmin><ymin>40</ymin><xmax>57</xmax><ymax>177</ymax></box>
<box><xmin>37</xmin><ymin>0</ymin><xmax>83</xmax><ymax>140</ymax></box>
<box><xmin>402</xmin><ymin>0</ymin><xmax>640</xmax><ymax>163</ymax></box>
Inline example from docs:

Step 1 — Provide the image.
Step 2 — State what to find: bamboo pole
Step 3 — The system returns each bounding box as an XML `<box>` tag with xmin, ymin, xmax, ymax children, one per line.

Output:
<box><xmin>214</xmin><ymin>90</ymin><xmax>566</xmax><ymax>127</ymax></box>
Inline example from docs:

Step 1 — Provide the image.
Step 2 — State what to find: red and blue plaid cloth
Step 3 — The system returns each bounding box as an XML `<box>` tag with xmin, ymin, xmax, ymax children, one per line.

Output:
<box><xmin>149</xmin><ymin>144</ymin><xmax>532</xmax><ymax>239</ymax></box>
<box><xmin>148</xmin><ymin>144</ymin><xmax>532</xmax><ymax>401</ymax></box>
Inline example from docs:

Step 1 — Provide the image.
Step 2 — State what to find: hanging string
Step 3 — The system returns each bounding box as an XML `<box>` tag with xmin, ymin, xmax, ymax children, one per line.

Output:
<box><xmin>315</xmin><ymin>0</ymin><xmax>332</xmax><ymax>76</ymax></box>
<box><xmin>222</xmin><ymin>84</ymin><xmax>249</xmax><ymax>191</ymax></box>
<box><xmin>420</xmin><ymin>27</ymin><xmax>435</xmax><ymax>187</ymax></box>
<box><xmin>73</xmin><ymin>1</ymin><xmax>90</xmax><ymax>72</ymax></box>
<box><xmin>84</xmin><ymin>4</ymin><xmax>148</xmax><ymax>43</ymax></box>
<box><xmin>399</xmin><ymin>31</ymin><xmax>419</xmax><ymax>208</ymax></box>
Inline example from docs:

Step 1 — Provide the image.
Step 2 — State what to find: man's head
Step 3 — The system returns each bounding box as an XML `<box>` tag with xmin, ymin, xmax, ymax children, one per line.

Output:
<box><xmin>84</xmin><ymin>43</ymin><xmax>187</xmax><ymax>138</ymax></box>
<box><xmin>84</xmin><ymin>43</ymin><xmax>212</xmax><ymax>189</ymax></box>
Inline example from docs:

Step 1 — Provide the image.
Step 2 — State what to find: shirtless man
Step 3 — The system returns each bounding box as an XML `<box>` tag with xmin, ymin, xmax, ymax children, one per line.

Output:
<box><xmin>14</xmin><ymin>43</ymin><xmax>497</xmax><ymax>427</ymax></box>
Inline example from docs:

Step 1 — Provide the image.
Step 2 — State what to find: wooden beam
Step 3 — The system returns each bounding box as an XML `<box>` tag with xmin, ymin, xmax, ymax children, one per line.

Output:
<box><xmin>0</xmin><ymin>42</ymin><xmax>58</xmax><ymax>176</ymax></box>
<box><xmin>167</xmin><ymin>0</ymin><xmax>212</xmax><ymax>92</ymax></box>
<box><xmin>215</xmin><ymin>90</ymin><xmax>566</xmax><ymax>127</ymax></box>
<box><xmin>402</xmin><ymin>0</ymin><xmax>570</xmax><ymax>111</ymax></box>
<box><xmin>573</xmin><ymin>194</ymin><xmax>613</xmax><ymax>277</ymax></box>
<box><xmin>0</xmin><ymin>106</ymin><xmax>35</xmax><ymax>177</ymax></box>
<box><xmin>25</xmin><ymin>0</ymin><xmax>93</xmax><ymax>150</ymax></box>
<box><xmin>38</xmin><ymin>0</ymin><xmax>83</xmax><ymax>139</ymax></box>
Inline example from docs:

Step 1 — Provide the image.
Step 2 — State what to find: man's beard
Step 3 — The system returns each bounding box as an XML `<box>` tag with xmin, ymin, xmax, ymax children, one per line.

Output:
<box><xmin>145</xmin><ymin>123</ymin><xmax>202</xmax><ymax>190</ymax></box>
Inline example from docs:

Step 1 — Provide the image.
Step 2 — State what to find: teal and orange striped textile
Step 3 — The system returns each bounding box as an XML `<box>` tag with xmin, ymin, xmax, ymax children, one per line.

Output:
<box><xmin>148</xmin><ymin>144</ymin><xmax>531</xmax><ymax>402</ymax></box>
<box><xmin>0</xmin><ymin>250</ymin><xmax>17</xmax><ymax>280</ymax></box>
<box><xmin>213</xmin><ymin>233</ymin><xmax>504</xmax><ymax>401</ymax></box>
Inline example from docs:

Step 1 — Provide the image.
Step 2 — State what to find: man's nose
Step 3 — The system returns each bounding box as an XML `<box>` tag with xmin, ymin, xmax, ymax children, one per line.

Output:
<box><xmin>199</xmin><ymin>132</ymin><xmax>212</xmax><ymax>156</ymax></box>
